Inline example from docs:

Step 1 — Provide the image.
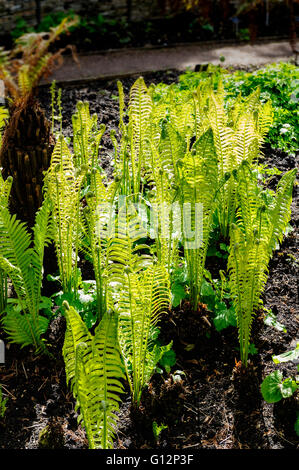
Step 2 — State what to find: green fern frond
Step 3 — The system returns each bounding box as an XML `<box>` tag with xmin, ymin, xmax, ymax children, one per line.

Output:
<box><xmin>177</xmin><ymin>128</ymin><xmax>219</xmax><ymax>309</ymax></box>
<box><xmin>0</xmin><ymin>197</ymin><xmax>52</xmax><ymax>353</ymax></box>
<box><xmin>266</xmin><ymin>168</ymin><xmax>297</xmax><ymax>255</ymax></box>
<box><xmin>257</xmin><ymin>100</ymin><xmax>273</xmax><ymax>144</ymax></box>
<box><xmin>118</xmin><ymin>264</ymin><xmax>170</xmax><ymax>405</ymax></box>
<box><xmin>1</xmin><ymin>311</ymin><xmax>48</xmax><ymax>352</ymax></box>
<box><xmin>72</xmin><ymin>101</ymin><xmax>106</xmax><ymax>169</ymax></box>
<box><xmin>229</xmin><ymin>166</ymin><xmax>297</xmax><ymax>366</ymax></box>
<box><xmin>45</xmin><ymin>135</ymin><xmax>87</xmax><ymax>295</ymax></box>
<box><xmin>63</xmin><ymin>301</ymin><xmax>92</xmax><ymax>389</ymax></box>
<box><xmin>63</xmin><ymin>303</ymin><xmax>125</xmax><ymax>449</ymax></box>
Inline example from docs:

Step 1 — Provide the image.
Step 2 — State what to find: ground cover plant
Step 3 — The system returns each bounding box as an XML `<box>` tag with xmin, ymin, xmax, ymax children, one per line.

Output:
<box><xmin>0</xmin><ymin>62</ymin><xmax>298</xmax><ymax>449</ymax></box>
<box><xmin>156</xmin><ymin>62</ymin><xmax>299</xmax><ymax>154</ymax></box>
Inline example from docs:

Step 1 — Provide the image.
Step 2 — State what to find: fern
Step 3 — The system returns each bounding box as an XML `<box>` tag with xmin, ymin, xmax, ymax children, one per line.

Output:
<box><xmin>0</xmin><ymin>107</ymin><xmax>9</xmax><ymax>150</ymax></box>
<box><xmin>0</xmin><ymin>16</ymin><xmax>78</xmax><ymax>100</ymax></box>
<box><xmin>147</xmin><ymin>143</ymin><xmax>179</xmax><ymax>273</ymax></box>
<box><xmin>209</xmin><ymin>87</ymin><xmax>264</xmax><ymax>239</ymax></box>
<box><xmin>0</xmin><ymin>197</ymin><xmax>53</xmax><ymax>353</ymax></box>
<box><xmin>176</xmin><ymin>129</ymin><xmax>220</xmax><ymax>310</ymax></box>
<box><xmin>113</xmin><ymin>77</ymin><xmax>153</xmax><ymax>200</ymax></box>
<box><xmin>45</xmin><ymin>135</ymin><xmax>87</xmax><ymax>296</ymax></box>
<box><xmin>81</xmin><ymin>169</ymin><xmax>118</xmax><ymax>319</ymax></box>
<box><xmin>104</xmin><ymin>201</ymin><xmax>170</xmax><ymax>405</ymax></box>
<box><xmin>72</xmin><ymin>100</ymin><xmax>106</xmax><ymax>169</ymax></box>
<box><xmin>0</xmin><ymin>173</ymin><xmax>12</xmax><ymax>312</ymax></box>
<box><xmin>228</xmin><ymin>165</ymin><xmax>297</xmax><ymax>365</ymax></box>
<box><xmin>63</xmin><ymin>302</ymin><xmax>125</xmax><ymax>449</ymax></box>
<box><xmin>117</xmin><ymin>263</ymin><xmax>171</xmax><ymax>406</ymax></box>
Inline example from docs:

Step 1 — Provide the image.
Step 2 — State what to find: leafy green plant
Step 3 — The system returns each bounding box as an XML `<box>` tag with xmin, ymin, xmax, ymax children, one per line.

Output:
<box><xmin>0</xmin><ymin>385</ymin><xmax>8</xmax><ymax>418</ymax></box>
<box><xmin>228</xmin><ymin>165</ymin><xmax>297</xmax><ymax>365</ymax></box>
<box><xmin>159</xmin><ymin>347</ymin><xmax>176</xmax><ymax>374</ymax></box>
<box><xmin>261</xmin><ymin>343</ymin><xmax>299</xmax><ymax>436</ymax></box>
<box><xmin>152</xmin><ymin>421</ymin><xmax>168</xmax><ymax>442</ymax></box>
<box><xmin>11</xmin><ymin>12</ymin><xmax>78</xmax><ymax>41</ymax></box>
<box><xmin>0</xmin><ymin>16</ymin><xmax>78</xmax><ymax>100</ymax></box>
<box><xmin>0</xmin><ymin>173</ymin><xmax>13</xmax><ymax>313</ymax></box>
<box><xmin>117</xmin><ymin>263</ymin><xmax>171</xmax><ymax>406</ymax></box>
<box><xmin>171</xmin><ymin>264</ymin><xmax>189</xmax><ymax>308</ymax></box>
<box><xmin>45</xmin><ymin>136</ymin><xmax>87</xmax><ymax>296</ymax></box>
<box><xmin>263</xmin><ymin>307</ymin><xmax>287</xmax><ymax>333</ymax></box>
<box><xmin>37</xmin><ymin>11</ymin><xmax>78</xmax><ymax>34</ymax></box>
<box><xmin>272</xmin><ymin>343</ymin><xmax>299</xmax><ymax>365</ymax></box>
<box><xmin>177</xmin><ymin>62</ymin><xmax>299</xmax><ymax>154</ymax></box>
<box><xmin>0</xmin><ymin>197</ymin><xmax>53</xmax><ymax>353</ymax></box>
<box><xmin>237</xmin><ymin>28</ymin><xmax>250</xmax><ymax>41</ymax></box>
<box><xmin>63</xmin><ymin>302</ymin><xmax>125</xmax><ymax>449</ymax></box>
<box><xmin>11</xmin><ymin>17</ymin><xmax>33</xmax><ymax>40</ymax></box>
<box><xmin>200</xmin><ymin>277</ymin><xmax>237</xmax><ymax>332</ymax></box>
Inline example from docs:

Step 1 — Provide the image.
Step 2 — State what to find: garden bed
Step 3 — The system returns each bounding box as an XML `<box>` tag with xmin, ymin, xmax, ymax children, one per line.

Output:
<box><xmin>0</xmin><ymin>71</ymin><xmax>298</xmax><ymax>450</ymax></box>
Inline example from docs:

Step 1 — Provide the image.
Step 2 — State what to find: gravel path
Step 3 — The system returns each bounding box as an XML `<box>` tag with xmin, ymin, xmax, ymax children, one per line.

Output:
<box><xmin>43</xmin><ymin>40</ymin><xmax>295</xmax><ymax>85</ymax></box>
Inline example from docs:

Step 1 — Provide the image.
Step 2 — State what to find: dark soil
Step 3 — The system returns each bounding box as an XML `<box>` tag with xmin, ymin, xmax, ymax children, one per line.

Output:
<box><xmin>0</xmin><ymin>72</ymin><xmax>298</xmax><ymax>449</ymax></box>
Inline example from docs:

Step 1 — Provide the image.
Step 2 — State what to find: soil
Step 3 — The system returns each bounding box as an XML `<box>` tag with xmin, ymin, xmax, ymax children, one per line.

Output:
<box><xmin>0</xmin><ymin>71</ymin><xmax>298</xmax><ymax>449</ymax></box>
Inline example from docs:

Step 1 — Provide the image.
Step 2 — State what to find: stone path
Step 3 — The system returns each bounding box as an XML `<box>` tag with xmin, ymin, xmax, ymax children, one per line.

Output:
<box><xmin>44</xmin><ymin>40</ymin><xmax>294</xmax><ymax>85</ymax></box>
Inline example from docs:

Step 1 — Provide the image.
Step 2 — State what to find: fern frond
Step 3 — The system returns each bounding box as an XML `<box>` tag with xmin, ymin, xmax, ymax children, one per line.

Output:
<box><xmin>257</xmin><ymin>100</ymin><xmax>273</xmax><ymax>144</ymax></box>
<box><xmin>0</xmin><ymin>198</ymin><xmax>52</xmax><ymax>353</ymax></box>
<box><xmin>63</xmin><ymin>302</ymin><xmax>92</xmax><ymax>389</ymax></box>
<box><xmin>229</xmin><ymin>166</ymin><xmax>297</xmax><ymax>366</ymax></box>
<box><xmin>177</xmin><ymin>128</ymin><xmax>219</xmax><ymax>309</ymax></box>
<box><xmin>1</xmin><ymin>311</ymin><xmax>48</xmax><ymax>352</ymax></box>
<box><xmin>63</xmin><ymin>303</ymin><xmax>125</xmax><ymax>449</ymax></box>
<box><xmin>118</xmin><ymin>264</ymin><xmax>170</xmax><ymax>405</ymax></box>
<box><xmin>45</xmin><ymin>135</ymin><xmax>87</xmax><ymax>295</ymax></box>
<box><xmin>266</xmin><ymin>168</ymin><xmax>297</xmax><ymax>254</ymax></box>
<box><xmin>72</xmin><ymin>101</ymin><xmax>106</xmax><ymax>169</ymax></box>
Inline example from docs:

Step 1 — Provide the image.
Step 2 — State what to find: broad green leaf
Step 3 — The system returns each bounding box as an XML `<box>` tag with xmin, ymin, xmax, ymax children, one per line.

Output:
<box><xmin>261</xmin><ymin>370</ymin><xmax>283</xmax><ymax>403</ymax></box>
<box><xmin>272</xmin><ymin>343</ymin><xmax>299</xmax><ymax>364</ymax></box>
<box><xmin>280</xmin><ymin>378</ymin><xmax>298</xmax><ymax>399</ymax></box>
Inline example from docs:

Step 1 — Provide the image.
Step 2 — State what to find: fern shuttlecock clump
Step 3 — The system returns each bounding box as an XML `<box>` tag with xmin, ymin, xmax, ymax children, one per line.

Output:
<box><xmin>228</xmin><ymin>164</ymin><xmax>297</xmax><ymax>366</ymax></box>
<box><xmin>63</xmin><ymin>302</ymin><xmax>125</xmax><ymax>449</ymax></box>
<box><xmin>44</xmin><ymin>135</ymin><xmax>87</xmax><ymax>296</ymax></box>
<box><xmin>0</xmin><ymin>96</ymin><xmax>54</xmax><ymax>225</ymax></box>
<box><xmin>118</xmin><ymin>263</ymin><xmax>171</xmax><ymax>405</ymax></box>
<box><xmin>0</xmin><ymin>197</ymin><xmax>53</xmax><ymax>353</ymax></box>
<box><xmin>72</xmin><ymin>100</ymin><xmax>106</xmax><ymax>170</ymax></box>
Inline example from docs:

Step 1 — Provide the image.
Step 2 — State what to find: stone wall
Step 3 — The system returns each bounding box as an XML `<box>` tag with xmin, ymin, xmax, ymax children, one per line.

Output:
<box><xmin>0</xmin><ymin>1</ymin><xmax>37</xmax><ymax>34</ymax></box>
<box><xmin>0</xmin><ymin>0</ymin><xmax>171</xmax><ymax>35</ymax></box>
